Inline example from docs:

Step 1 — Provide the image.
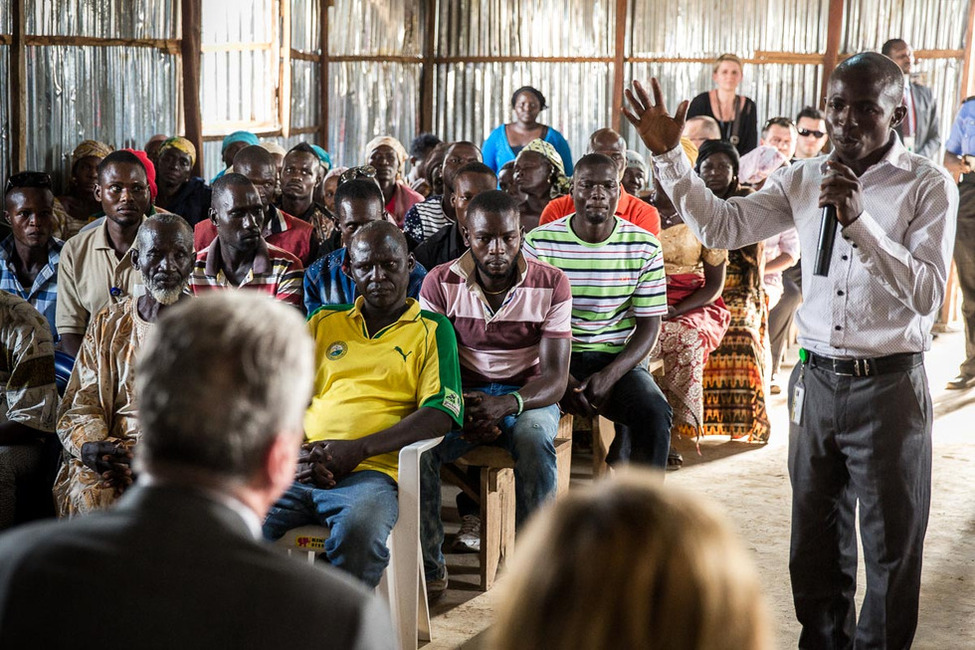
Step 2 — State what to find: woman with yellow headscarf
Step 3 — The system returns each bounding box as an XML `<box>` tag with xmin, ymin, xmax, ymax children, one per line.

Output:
<box><xmin>364</xmin><ymin>136</ymin><xmax>424</xmax><ymax>228</ymax></box>
<box><xmin>155</xmin><ymin>136</ymin><xmax>212</xmax><ymax>226</ymax></box>
<box><xmin>512</xmin><ymin>138</ymin><xmax>572</xmax><ymax>230</ymax></box>
<box><xmin>56</xmin><ymin>139</ymin><xmax>113</xmax><ymax>239</ymax></box>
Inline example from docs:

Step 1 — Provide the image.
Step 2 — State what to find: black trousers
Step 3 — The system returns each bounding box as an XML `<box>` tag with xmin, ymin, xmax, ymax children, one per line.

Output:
<box><xmin>570</xmin><ymin>351</ymin><xmax>672</xmax><ymax>468</ymax></box>
<box><xmin>954</xmin><ymin>179</ymin><xmax>975</xmax><ymax>375</ymax></box>
<box><xmin>787</xmin><ymin>360</ymin><xmax>931</xmax><ymax>649</ymax></box>
<box><xmin>769</xmin><ymin>263</ymin><xmax>803</xmax><ymax>376</ymax></box>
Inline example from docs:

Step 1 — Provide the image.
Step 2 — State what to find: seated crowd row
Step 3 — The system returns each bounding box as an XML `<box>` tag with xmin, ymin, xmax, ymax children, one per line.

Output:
<box><xmin>1</xmin><ymin>80</ymin><xmax>833</xmax><ymax>596</ymax></box>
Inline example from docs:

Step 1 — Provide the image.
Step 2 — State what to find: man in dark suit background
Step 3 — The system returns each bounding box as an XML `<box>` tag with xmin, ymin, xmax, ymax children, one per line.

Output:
<box><xmin>884</xmin><ymin>38</ymin><xmax>942</xmax><ymax>160</ymax></box>
<box><xmin>0</xmin><ymin>292</ymin><xmax>395</xmax><ymax>650</ymax></box>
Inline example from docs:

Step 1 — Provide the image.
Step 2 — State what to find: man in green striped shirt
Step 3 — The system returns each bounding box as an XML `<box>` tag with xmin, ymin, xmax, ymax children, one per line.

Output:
<box><xmin>524</xmin><ymin>153</ymin><xmax>672</xmax><ymax>467</ymax></box>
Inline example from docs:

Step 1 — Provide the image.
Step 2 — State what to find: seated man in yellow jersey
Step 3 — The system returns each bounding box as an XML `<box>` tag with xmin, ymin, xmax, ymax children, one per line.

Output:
<box><xmin>262</xmin><ymin>220</ymin><xmax>463</xmax><ymax>588</ymax></box>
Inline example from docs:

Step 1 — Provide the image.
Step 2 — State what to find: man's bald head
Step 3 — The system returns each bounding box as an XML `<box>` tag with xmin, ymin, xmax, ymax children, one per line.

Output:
<box><xmin>348</xmin><ymin>220</ymin><xmax>408</xmax><ymax>261</ymax></box>
<box><xmin>231</xmin><ymin>145</ymin><xmax>277</xmax><ymax>208</ymax></box>
<box><xmin>831</xmin><ymin>52</ymin><xmax>904</xmax><ymax>106</ymax></box>
<box><xmin>232</xmin><ymin>145</ymin><xmax>275</xmax><ymax>174</ymax></box>
<box><xmin>588</xmin><ymin>128</ymin><xmax>628</xmax><ymax>179</ymax></box>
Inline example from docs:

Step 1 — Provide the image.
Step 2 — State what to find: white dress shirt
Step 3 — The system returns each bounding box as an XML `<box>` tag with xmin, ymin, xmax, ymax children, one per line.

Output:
<box><xmin>654</xmin><ymin>133</ymin><xmax>958</xmax><ymax>358</ymax></box>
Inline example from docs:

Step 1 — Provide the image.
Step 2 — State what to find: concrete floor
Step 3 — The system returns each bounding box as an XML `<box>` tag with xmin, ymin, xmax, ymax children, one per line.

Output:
<box><xmin>424</xmin><ymin>329</ymin><xmax>975</xmax><ymax>649</ymax></box>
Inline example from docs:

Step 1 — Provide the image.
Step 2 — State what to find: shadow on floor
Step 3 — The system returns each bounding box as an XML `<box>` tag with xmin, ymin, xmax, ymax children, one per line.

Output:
<box><xmin>672</xmin><ymin>434</ymin><xmax>768</xmax><ymax>469</ymax></box>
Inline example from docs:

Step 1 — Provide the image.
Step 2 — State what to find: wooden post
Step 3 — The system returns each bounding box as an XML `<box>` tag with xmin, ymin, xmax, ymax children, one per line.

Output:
<box><xmin>319</xmin><ymin>0</ymin><xmax>330</xmax><ymax>148</ymax></box>
<box><xmin>180</xmin><ymin>0</ymin><xmax>204</xmax><ymax>178</ymax></box>
<box><xmin>611</xmin><ymin>0</ymin><xmax>628</xmax><ymax>132</ymax></box>
<box><xmin>11</xmin><ymin>0</ymin><xmax>27</xmax><ymax>172</ymax></box>
<box><xmin>419</xmin><ymin>0</ymin><xmax>437</xmax><ymax>134</ymax></box>
<box><xmin>819</xmin><ymin>0</ymin><xmax>845</xmax><ymax>107</ymax></box>
<box><xmin>961</xmin><ymin>0</ymin><xmax>975</xmax><ymax>99</ymax></box>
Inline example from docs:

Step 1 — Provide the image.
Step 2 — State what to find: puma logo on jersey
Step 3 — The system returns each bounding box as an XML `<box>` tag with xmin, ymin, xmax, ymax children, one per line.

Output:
<box><xmin>394</xmin><ymin>346</ymin><xmax>413</xmax><ymax>362</ymax></box>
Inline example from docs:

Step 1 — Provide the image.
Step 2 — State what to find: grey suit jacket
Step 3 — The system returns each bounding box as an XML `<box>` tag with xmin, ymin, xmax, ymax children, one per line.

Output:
<box><xmin>897</xmin><ymin>82</ymin><xmax>941</xmax><ymax>160</ymax></box>
<box><xmin>0</xmin><ymin>485</ymin><xmax>395</xmax><ymax>650</ymax></box>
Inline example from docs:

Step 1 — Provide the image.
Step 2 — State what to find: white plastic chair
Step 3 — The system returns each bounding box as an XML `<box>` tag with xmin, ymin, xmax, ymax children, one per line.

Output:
<box><xmin>277</xmin><ymin>436</ymin><xmax>443</xmax><ymax>650</ymax></box>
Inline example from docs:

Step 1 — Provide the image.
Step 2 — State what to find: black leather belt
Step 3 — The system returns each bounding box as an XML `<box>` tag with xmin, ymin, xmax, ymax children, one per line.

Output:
<box><xmin>807</xmin><ymin>352</ymin><xmax>923</xmax><ymax>377</ymax></box>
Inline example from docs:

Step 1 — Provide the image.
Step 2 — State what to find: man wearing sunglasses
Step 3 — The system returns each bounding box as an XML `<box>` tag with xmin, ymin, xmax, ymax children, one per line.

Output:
<box><xmin>794</xmin><ymin>107</ymin><xmax>830</xmax><ymax>160</ymax></box>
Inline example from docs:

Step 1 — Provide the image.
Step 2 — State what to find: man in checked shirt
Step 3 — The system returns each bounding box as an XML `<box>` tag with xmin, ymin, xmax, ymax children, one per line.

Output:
<box><xmin>625</xmin><ymin>52</ymin><xmax>958</xmax><ymax>649</ymax></box>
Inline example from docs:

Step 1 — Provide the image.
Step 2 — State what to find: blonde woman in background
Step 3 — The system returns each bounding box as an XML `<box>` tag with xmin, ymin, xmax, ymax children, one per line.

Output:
<box><xmin>491</xmin><ymin>469</ymin><xmax>771</xmax><ymax>650</ymax></box>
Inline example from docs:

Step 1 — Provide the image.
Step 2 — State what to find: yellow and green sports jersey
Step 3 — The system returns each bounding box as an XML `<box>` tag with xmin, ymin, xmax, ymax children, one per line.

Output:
<box><xmin>304</xmin><ymin>296</ymin><xmax>463</xmax><ymax>481</ymax></box>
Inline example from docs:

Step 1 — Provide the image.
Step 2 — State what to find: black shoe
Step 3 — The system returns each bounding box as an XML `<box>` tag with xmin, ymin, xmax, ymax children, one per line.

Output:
<box><xmin>946</xmin><ymin>373</ymin><xmax>975</xmax><ymax>390</ymax></box>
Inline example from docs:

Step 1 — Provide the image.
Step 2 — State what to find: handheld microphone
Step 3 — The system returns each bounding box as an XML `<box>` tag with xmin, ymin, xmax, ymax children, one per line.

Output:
<box><xmin>814</xmin><ymin>205</ymin><xmax>837</xmax><ymax>277</ymax></box>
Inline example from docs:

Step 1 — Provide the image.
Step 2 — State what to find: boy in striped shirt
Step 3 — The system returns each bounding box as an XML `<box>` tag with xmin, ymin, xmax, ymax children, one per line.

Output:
<box><xmin>187</xmin><ymin>174</ymin><xmax>303</xmax><ymax>309</ymax></box>
<box><xmin>524</xmin><ymin>153</ymin><xmax>672</xmax><ymax>468</ymax></box>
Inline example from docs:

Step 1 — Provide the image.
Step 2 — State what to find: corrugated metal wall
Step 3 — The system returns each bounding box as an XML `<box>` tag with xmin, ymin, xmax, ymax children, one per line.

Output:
<box><xmin>1</xmin><ymin>0</ymin><xmax>972</xmax><ymax>186</ymax></box>
<box><xmin>433</xmin><ymin>0</ymin><xmax>615</xmax><ymax>159</ymax></box>
<box><xmin>326</xmin><ymin>0</ymin><xmax>422</xmax><ymax>166</ymax></box>
<box><xmin>21</xmin><ymin>0</ymin><xmax>180</xmax><ymax>190</ymax></box>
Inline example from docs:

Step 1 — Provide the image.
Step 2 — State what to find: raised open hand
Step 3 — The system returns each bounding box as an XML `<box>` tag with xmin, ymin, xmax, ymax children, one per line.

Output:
<box><xmin>622</xmin><ymin>78</ymin><xmax>688</xmax><ymax>156</ymax></box>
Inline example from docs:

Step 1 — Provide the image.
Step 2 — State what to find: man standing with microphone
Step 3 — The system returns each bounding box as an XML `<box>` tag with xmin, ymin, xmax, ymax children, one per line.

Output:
<box><xmin>625</xmin><ymin>52</ymin><xmax>957</xmax><ymax>649</ymax></box>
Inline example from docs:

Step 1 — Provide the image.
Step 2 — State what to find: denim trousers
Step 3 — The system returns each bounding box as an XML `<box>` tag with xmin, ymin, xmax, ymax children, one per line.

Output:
<box><xmin>262</xmin><ymin>470</ymin><xmax>399</xmax><ymax>589</ymax></box>
<box><xmin>419</xmin><ymin>382</ymin><xmax>560</xmax><ymax>580</ymax></box>
<box><xmin>569</xmin><ymin>351</ymin><xmax>672</xmax><ymax>468</ymax></box>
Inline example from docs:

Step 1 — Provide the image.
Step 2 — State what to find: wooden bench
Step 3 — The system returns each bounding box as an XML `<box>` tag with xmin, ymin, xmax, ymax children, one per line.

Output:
<box><xmin>440</xmin><ymin>414</ymin><xmax>573</xmax><ymax>590</ymax></box>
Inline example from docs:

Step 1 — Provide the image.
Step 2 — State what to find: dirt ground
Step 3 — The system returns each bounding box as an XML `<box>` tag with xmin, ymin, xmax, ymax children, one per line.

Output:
<box><xmin>425</xmin><ymin>330</ymin><xmax>975</xmax><ymax>649</ymax></box>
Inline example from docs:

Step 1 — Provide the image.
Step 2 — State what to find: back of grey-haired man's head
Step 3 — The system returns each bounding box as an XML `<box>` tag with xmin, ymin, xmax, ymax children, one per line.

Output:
<box><xmin>134</xmin><ymin>213</ymin><xmax>194</xmax><ymax>257</ymax></box>
<box><xmin>135</xmin><ymin>293</ymin><xmax>314</xmax><ymax>481</ymax></box>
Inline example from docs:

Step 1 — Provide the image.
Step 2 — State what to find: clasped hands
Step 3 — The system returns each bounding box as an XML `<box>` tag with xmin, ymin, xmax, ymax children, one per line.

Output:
<box><xmin>461</xmin><ymin>392</ymin><xmax>519</xmax><ymax>444</ymax></box>
<box><xmin>296</xmin><ymin>439</ymin><xmax>367</xmax><ymax>489</ymax></box>
<box><xmin>80</xmin><ymin>440</ymin><xmax>135</xmax><ymax>496</ymax></box>
<box><xmin>560</xmin><ymin>371</ymin><xmax>616</xmax><ymax>418</ymax></box>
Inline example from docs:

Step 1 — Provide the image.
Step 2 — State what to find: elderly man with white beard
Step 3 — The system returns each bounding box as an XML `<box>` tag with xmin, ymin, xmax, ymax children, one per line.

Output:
<box><xmin>54</xmin><ymin>214</ymin><xmax>195</xmax><ymax>517</ymax></box>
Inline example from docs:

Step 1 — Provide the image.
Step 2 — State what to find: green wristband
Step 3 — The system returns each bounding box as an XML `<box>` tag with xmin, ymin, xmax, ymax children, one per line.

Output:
<box><xmin>512</xmin><ymin>391</ymin><xmax>525</xmax><ymax>416</ymax></box>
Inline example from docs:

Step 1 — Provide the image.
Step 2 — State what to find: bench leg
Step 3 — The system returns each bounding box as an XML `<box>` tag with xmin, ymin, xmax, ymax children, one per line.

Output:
<box><xmin>479</xmin><ymin>466</ymin><xmax>515</xmax><ymax>590</ymax></box>
<box><xmin>592</xmin><ymin>416</ymin><xmax>615</xmax><ymax>479</ymax></box>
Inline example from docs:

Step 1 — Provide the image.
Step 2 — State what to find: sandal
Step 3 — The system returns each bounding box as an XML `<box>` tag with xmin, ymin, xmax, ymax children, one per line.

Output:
<box><xmin>667</xmin><ymin>446</ymin><xmax>683</xmax><ymax>470</ymax></box>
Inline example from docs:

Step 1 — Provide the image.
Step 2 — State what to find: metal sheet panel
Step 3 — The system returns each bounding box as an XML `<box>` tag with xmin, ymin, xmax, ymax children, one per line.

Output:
<box><xmin>436</xmin><ymin>0</ymin><xmax>615</xmax><ymax>57</ymax></box>
<box><xmin>26</xmin><ymin>0</ymin><xmax>179</xmax><ymax>39</ymax></box>
<box><xmin>841</xmin><ymin>0</ymin><xmax>968</xmax><ymax>52</ymax></box>
<box><xmin>328</xmin><ymin>0</ymin><xmax>422</xmax><ymax>56</ymax></box>
<box><xmin>630</xmin><ymin>0</ymin><xmax>829</xmax><ymax>56</ymax></box>
<box><xmin>291</xmin><ymin>0</ymin><xmax>321</xmax><ymax>53</ymax></box>
<box><xmin>202</xmin><ymin>0</ymin><xmax>274</xmax><ymax>45</ymax></box>
<box><xmin>433</xmin><ymin>61</ymin><xmax>614</xmax><ymax>163</ymax></box>
<box><xmin>24</xmin><ymin>45</ymin><xmax>179</xmax><ymax>191</ymax></box>
<box><xmin>622</xmin><ymin>61</ymin><xmax>822</xmax><ymax>158</ymax></box>
<box><xmin>291</xmin><ymin>58</ymin><xmax>320</xmax><ymax>129</ymax></box>
<box><xmin>327</xmin><ymin>60</ymin><xmax>420</xmax><ymax>167</ymax></box>
<box><xmin>201</xmin><ymin>48</ymin><xmax>279</xmax><ymax>128</ymax></box>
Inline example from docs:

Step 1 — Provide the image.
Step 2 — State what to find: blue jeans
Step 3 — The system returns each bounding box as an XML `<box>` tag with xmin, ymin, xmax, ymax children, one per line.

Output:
<box><xmin>420</xmin><ymin>383</ymin><xmax>560</xmax><ymax>580</ymax></box>
<box><xmin>262</xmin><ymin>470</ymin><xmax>399</xmax><ymax>588</ymax></box>
<box><xmin>570</xmin><ymin>351</ymin><xmax>672</xmax><ymax>468</ymax></box>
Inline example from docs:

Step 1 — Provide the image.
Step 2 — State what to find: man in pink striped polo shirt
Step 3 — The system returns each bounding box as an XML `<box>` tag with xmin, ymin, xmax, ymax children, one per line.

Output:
<box><xmin>418</xmin><ymin>190</ymin><xmax>572</xmax><ymax>595</ymax></box>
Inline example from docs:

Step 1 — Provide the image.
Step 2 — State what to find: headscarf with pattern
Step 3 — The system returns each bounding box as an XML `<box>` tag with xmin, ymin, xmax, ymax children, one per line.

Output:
<box><xmin>71</xmin><ymin>140</ymin><xmax>114</xmax><ymax>167</ymax></box>
<box><xmin>158</xmin><ymin>136</ymin><xmax>196</xmax><ymax>167</ymax></box>
<box><xmin>517</xmin><ymin>138</ymin><xmax>572</xmax><ymax>197</ymax></box>
<box><xmin>364</xmin><ymin>136</ymin><xmax>409</xmax><ymax>179</ymax></box>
